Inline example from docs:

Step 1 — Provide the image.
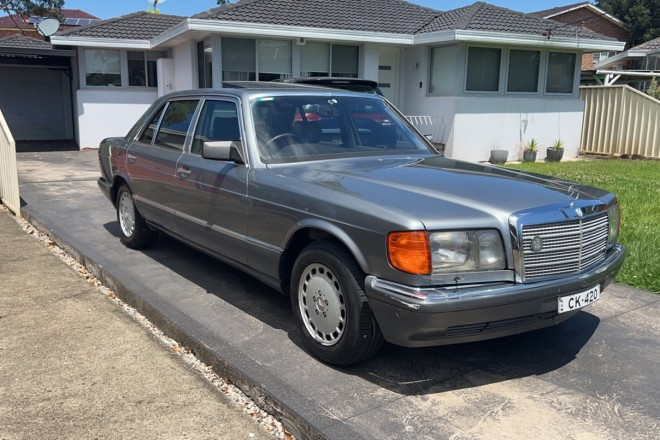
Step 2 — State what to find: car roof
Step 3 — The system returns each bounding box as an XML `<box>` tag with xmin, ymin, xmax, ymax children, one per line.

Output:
<box><xmin>160</xmin><ymin>84</ymin><xmax>384</xmax><ymax>101</ymax></box>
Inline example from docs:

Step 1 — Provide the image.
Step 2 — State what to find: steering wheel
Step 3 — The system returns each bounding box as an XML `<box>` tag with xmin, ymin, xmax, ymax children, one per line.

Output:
<box><xmin>264</xmin><ymin>133</ymin><xmax>302</xmax><ymax>152</ymax></box>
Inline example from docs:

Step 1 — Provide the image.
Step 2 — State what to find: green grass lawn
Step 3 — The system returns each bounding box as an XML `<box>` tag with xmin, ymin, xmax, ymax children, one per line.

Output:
<box><xmin>505</xmin><ymin>159</ymin><xmax>660</xmax><ymax>293</ymax></box>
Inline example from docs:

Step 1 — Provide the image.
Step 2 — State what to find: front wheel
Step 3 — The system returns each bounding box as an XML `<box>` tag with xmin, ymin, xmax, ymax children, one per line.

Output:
<box><xmin>116</xmin><ymin>184</ymin><xmax>157</xmax><ymax>249</ymax></box>
<box><xmin>291</xmin><ymin>241</ymin><xmax>383</xmax><ymax>366</ymax></box>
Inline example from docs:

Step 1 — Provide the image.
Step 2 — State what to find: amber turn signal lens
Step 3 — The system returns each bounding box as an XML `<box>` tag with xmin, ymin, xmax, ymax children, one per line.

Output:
<box><xmin>388</xmin><ymin>231</ymin><xmax>432</xmax><ymax>275</ymax></box>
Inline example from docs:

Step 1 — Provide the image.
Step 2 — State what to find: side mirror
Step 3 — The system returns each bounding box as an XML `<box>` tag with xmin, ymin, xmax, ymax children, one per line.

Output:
<box><xmin>202</xmin><ymin>140</ymin><xmax>245</xmax><ymax>164</ymax></box>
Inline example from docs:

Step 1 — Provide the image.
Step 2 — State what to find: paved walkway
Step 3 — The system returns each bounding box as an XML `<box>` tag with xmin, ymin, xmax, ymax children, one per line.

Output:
<box><xmin>0</xmin><ymin>206</ymin><xmax>271</xmax><ymax>440</ymax></box>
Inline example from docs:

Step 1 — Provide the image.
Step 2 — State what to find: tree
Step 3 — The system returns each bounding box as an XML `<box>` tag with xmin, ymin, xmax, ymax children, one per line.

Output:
<box><xmin>0</xmin><ymin>0</ymin><xmax>63</xmax><ymax>17</ymax></box>
<box><xmin>597</xmin><ymin>0</ymin><xmax>660</xmax><ymax>46</ymax></box>
<box><xmin>0</xmin><ymin>0</ymin><xmax>63</xmax><ymax>35</ymax></box>
<box><xmin>647</xmin><ymin>77</ymin><xmax>660</xmax><ymax>100</ymax></box>
<box><xmin>216</xmin><ymin>0</ymin><xmax>231</xmax><ymax>4</ymax></box>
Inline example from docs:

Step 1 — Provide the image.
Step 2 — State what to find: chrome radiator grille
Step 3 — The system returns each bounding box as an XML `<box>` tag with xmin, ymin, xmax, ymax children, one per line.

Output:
<box><xmin>521</xmin><ymin>213</ymin><xmax>609</xmax><ymax>280</ymax></box>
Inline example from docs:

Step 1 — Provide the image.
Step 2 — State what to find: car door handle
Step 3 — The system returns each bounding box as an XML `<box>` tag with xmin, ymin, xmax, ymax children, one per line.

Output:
<box><xmin>127</xmin><ymin>153</ymin><xmax>137</xmax><ymax>163</ymax></box>
<box><xmin>176</xmin><ymin>166</ymin><xmax>191</xmax><ymax>178</ymax></box>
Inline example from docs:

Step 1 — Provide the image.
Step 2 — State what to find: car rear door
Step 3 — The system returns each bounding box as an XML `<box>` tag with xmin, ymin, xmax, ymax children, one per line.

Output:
<box><xmin>126</xmin><ymin>98</ymin><xmax>199</xmax><ymax>234</ymax></box>
<box><xmin>174</xmin><ymin>98</ymin><xmax>249</xmax><ymax>264</ymax></box>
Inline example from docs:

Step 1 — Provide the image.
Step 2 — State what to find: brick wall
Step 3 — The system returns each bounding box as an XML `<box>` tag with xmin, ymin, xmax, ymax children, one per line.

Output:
<box><xmin>548</xmin><ymin>9</ymin><xmax>630</xmax><ymax>46</ymax></box>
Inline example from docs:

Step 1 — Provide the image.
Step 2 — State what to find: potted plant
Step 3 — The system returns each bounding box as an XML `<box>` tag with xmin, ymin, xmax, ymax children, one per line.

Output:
<box><xmin>523</xmin><ymin>139</ymin><xmax>539</xmax><ymax>162</ymax></box>
<box><xmin>546</xmin><ymin>139</ymin><xmax>564</xmax><ymax>162</ymax></box>
<box><xmin>489</xmin><ymin>149</ymin><xmax>509</xmax><ymax>164</ymax></box>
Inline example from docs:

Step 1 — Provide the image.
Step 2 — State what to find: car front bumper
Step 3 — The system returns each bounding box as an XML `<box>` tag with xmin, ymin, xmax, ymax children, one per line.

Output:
<box><xmin>365</xmin><ymin>244</ymin><xmax>625</xmax><ymax>347</ymax></box>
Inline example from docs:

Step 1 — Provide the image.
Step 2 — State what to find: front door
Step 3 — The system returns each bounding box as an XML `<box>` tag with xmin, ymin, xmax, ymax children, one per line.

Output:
<box><xmin>378</xmin><ymin>47</ymin><xmax>399</xmax><ymax>105</ymax></box>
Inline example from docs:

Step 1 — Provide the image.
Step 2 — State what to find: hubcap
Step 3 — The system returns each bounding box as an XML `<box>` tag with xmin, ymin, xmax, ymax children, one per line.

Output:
<box><xmin>118</xmin><ymin>191</ymin><xmax>136</xmax><ymax>238</ymax></box>
<box><xmin>298</xmin><ymin>263</ymin><xmax>346</xmax><ymax>346</ymax></box>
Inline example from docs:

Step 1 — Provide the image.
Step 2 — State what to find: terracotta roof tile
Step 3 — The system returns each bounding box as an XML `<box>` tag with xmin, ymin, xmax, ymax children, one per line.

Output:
<box><xmin>192</xmin><ymin>0</ymin><xmax>442</xmax><ymax>35</ymax></box>
<box><xmin>55</xmin><ymin>11</ymin><xmax>185</xmax><ymax>40</ymax></box>
<box><xmin>419</xmin><ymin>2</ymin><xmax>610</xmax><ymax>40</ymax></box>
<box><xmin>0</xmin><ymin>34</ymin><xmax>52</xmax><ymax>50</ymax></box>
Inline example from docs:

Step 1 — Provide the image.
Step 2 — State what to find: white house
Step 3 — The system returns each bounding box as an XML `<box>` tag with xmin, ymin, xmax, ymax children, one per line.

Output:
<box><xmin>49</xmin><ymin>0</ymin><xmax>624</xmax><ymax>162</ymax></box>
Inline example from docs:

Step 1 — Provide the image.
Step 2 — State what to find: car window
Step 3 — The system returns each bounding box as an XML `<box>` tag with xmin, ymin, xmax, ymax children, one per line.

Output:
<box><xmin>153</xmin><ymin>100</ymin><xmax>199</xmax><ymax>150</ymax></box>
<box><xmin>138</xmin><ymin>105</ymin><xmax>165</xmax><ymax>144</ymax></box>
<box><xmin>251</xmin><ymin>95</ymin><xmax>431</xmax><ymax>163</ymax></box>
<box><xmin>191</xmin><ymin>100</ymin><xmax>241</xmax><ymax>155</ymax></box>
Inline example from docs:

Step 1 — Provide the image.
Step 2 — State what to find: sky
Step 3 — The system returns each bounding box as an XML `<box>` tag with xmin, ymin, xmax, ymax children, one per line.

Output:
<box><xmin>42</xmin><ymin>1</ymin><xmax>594</xmax><ymax>20</ymax></box>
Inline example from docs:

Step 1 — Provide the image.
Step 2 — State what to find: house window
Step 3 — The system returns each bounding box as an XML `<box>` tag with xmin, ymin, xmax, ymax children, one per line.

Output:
<box><xmin>466</xmin><ymin>47</ymin><xmax>501</xmax><ymax>92</ymax></box>
<box><xmin>258</xmin><ymin>40</ymin><xmax>292</xmax><ymax>81</ymax></box>
<box><xmin>222</xmin><ymin>38</ymin><xmax>256</xmax><ymax>81</ymax></box>
<box><xmin>331</xmin><ymin>45</ymin><xmax>359</xmax><ymax>78</ymax></box>
<box><xmin>128</xmin><ymin>51</ymin><xmax>166</xmax><ymax>87</ymax></box>
<box><xmin>507</xmin><ymin>50</ymin><xmax>540</xmax><ymax>93</ymax></box>
<box><xmin>429</xmin><ymin>45</ymin><xmax>457</xmax><ymax>94</ymax></box>
<box><xmin>546</xmin><ymin>52</ymin><xmax>576</xmax><ymax>94</ymax></box>
<box><xmin>300</xmin><ymin>43</ymin><xmax>359</xmax><ymax>78</ymax></box>
<box><xmin>301</xmin><ymin>42</ymin><xmax>330</xmax><ymax>77</ymax></box>
<box><xmin>198</xmin><ymin>39</ymin><xmax>213</xmax><ymax>87</ymax></box>
<box><xmin>84</xmin><ymin>49</ymin><xmax>120</xmax><ymax>87</ymax></box>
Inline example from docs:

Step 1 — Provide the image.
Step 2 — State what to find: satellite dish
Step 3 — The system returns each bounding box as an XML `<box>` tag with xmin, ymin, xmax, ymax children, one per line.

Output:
<box><xmin>36</xmin><ymin>18</ymin><xmax>60</xmax><ymax>37</ymax></box>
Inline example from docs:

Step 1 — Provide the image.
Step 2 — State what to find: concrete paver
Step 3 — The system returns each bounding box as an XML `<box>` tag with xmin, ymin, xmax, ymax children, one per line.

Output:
<box><xmin>0</xmin><ymin>207</ymin><xmax>272</xmax><ymax>440</ymax></box>
<box><xmin>8</xmin><ymin>150</ymin><xmax>660</xmax><ymax>439</ymax></box>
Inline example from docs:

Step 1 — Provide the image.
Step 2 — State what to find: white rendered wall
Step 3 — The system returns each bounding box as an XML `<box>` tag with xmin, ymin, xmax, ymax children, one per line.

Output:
<box><xmin>76</xmin><ymin>89</ymin><xmax>157</xmax><ymax>149</ymax></box>
<box><xmin>450</xmin><ymin>97</ymin><xmax>584</xmax><ymax>162</ymax></box>
<box><xmin>400</xmin><ymin>45</ymin><xmax>584</xmax><ymax>162</ymax></box>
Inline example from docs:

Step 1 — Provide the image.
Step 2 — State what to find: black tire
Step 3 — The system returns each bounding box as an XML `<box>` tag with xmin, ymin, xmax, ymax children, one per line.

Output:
<box><xmin>116</xmin><ymin>185</ymin><xmax>157</xmax><ymax>249</ymax></box>
<box><xmin>291</xmin><ymin>241</ymin><xmax>383</xmax><ymax>366</ymax></box>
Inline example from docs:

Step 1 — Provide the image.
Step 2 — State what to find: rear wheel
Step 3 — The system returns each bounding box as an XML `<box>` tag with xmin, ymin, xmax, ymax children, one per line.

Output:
<box><xmin>116</xmin><ymin>185</ymin><xmax>157</xmax><ymax>248</ymax></box>
<box><xmin>291</xmin><ymin>241</ymin><xmax>383</xmax><ymax>366</ymax></box>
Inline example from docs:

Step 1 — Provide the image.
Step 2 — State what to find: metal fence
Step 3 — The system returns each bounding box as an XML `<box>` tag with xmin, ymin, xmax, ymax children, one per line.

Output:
<box><xmin>580</xmin><ymin>85</ymin><xmax>660</xmax><ymax>159</ymax></box>
<box><xmin>0</xmin><ymin>109</ymin><xmax>20</xmax><ymax>215</ymax></box>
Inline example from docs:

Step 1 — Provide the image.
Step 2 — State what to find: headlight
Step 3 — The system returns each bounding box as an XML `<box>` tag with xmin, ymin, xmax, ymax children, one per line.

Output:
<box><xmin>429</xmin><ymin>230</ymin><xmax>505</xmax><ymax>273</ymax></box>
<box><xmin>388</xmin><ymin>230</ymin><xmax>506</xmax><ymax>275</ymax></box>
<box><xmin>607</xmin><ymin>201</ymin><xmax>620</xmax><ymax>246</ymax></box>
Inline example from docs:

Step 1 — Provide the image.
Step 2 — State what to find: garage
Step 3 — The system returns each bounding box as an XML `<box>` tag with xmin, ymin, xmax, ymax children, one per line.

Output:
<box><xmin>0</xmin><ymin>35</ymin><xmax>76</xmax><ymax>148</ymax></box>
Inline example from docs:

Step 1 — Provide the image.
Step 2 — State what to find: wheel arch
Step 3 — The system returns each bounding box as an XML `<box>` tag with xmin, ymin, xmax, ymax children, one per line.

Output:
<box><xmin>110</xmin><ymin>174</ymin><xmax>131</xmax><ymax>207</ymax></box>
<box><xmin>280</xmin><ymin>220</ymin><xmax>370</xmax><ymax>292</ymax></box>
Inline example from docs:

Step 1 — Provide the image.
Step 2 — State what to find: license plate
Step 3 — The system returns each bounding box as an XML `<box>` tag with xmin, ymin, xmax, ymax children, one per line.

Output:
<box><xmin>558</xmin><ymin>285</ymin><xmax>601</xmax><ymax>314</ymax></box>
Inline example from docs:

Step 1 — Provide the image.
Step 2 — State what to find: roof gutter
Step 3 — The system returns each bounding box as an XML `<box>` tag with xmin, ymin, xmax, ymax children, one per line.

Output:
<box><xmin>414</xmin><ymin>30</ymin><xmax>625</xmax><ymax>52</ymax></box>
<box><xmin>49</xmin><ymin>36</ymin><xmax>151</xmax><ymax>49</ymax></box>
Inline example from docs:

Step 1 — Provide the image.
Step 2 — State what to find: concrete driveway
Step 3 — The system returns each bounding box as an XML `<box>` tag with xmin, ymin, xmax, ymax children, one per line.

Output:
<box><xmin>15</xmin><ymin>150</ymin><xmax>660</xmax><ymax>439</ymax></box>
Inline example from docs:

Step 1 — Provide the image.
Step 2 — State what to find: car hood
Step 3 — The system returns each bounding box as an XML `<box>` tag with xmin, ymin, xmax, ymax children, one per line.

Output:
<box><xmin>271</xmin><ymin>155</ymin><xmax>611</xmax><ymax>229</ymax></box>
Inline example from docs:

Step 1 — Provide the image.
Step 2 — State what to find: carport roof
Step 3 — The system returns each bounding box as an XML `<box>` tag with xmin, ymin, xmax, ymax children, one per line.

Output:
<box><xmin>0</xmin><ymin>34</ymin><xmax>53</xmax><ymax>50</ymax></box>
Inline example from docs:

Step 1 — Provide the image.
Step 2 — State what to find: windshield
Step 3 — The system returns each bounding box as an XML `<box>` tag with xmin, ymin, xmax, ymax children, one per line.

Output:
<box><xmin>251</xmin><ymin>95</ymin><xmax>433</xmax><ymax>163</ymax></box>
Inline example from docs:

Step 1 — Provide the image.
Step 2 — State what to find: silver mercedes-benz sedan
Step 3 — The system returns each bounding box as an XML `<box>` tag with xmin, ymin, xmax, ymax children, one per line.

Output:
<box><xmin>98</xmin><ymin>84</ymin><xmax>625</xmax><ymax>365</ymax></box>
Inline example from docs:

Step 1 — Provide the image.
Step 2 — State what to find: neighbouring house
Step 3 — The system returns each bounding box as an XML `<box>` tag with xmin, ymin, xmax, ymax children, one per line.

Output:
<box><xmin>0</xmin><ymin>9</ymin><xmax>99</xmax><ymax>37</ymax></box>
<box><xmin>0</xmin><ymin>9</ymin><xmax>99</xmax><ymax>145</ymax></box>
<box><xmin>44</xmin><ymin>0</ymin><xmax>624</xmax><ymax>162</ymax></box>
<box><xmin>529</xmin><ymin>2</ymin><xmax>629</xmax><ymax>72</ymax></box>
<box><xmin>592</xmin><ymin>36</ymin><xmax>660</xmax><ymax>92</ymax></box>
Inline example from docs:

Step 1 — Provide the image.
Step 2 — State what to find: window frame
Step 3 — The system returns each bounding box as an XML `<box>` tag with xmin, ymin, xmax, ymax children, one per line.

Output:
<box><xmin>505</xmin><ymin>48</ymin><xmax>542</xmax><ymax>94</ymax></box>
<box><xmin>464</xmin><ymin>45</ymin><xmax>503</xmax><ymax>94</ymax></box>
<box><xmin>81</xmin><ymin>48</ymin><xmax>168</xmax><ymax>89</ymax></box>
<box><xmin>427</xmin><ymin>44</ymin><xmax>580</xmax><ymax>98</ymax></box>
<box><xmin>544</xmin><ymin>51</ymin><xmax>578</xmax><ymax>95</ymax></box>
<box><xmin>189</xmin><ymin>98</ymin><xmax>243</xmax><ymax>156</ymax></box>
